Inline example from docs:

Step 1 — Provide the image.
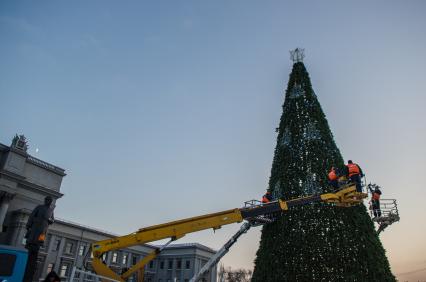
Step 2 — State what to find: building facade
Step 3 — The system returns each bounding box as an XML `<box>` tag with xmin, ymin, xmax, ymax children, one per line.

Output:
<box><xmin>0</xmin><ymin>135</ymin><xmax>65</xmax><ymax>246</ymax></box>
<box><xmin>0</xmin><ymin>137</ymin><xmax>217</xmax><ymax>281</ymax></box>
<box><xmin>152</xmin><ymin>243</ymin><xmax>216</xmax><ymax>282</ymax></box>
<box><xmin>36</xmin><ymin>219</ymin><xmax>216</xmax><ymax>282</ymax></box>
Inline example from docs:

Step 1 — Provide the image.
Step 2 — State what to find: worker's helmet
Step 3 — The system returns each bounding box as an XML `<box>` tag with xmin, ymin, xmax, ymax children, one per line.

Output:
<box><xmin>348</xmin><ymin>160</ymin><xmax>353</xmax><ymax>164</ymax></box>
<box><xmin>44</xmin><ymin>196</ymin><xmax>53</xmax><ymax>206</ymax></box>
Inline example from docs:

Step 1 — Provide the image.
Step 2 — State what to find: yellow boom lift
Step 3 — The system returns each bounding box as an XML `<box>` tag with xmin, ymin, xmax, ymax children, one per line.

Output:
<box><xmin>89</xmin><ymin>185</ymin><xmax>366</xmax><ymax>281</ymax></box>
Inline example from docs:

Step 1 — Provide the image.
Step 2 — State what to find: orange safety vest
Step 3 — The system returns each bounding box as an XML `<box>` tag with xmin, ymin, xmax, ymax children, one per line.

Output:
<box><xmin>328</xmin><ymin>170</ymin><xmax>338</xmax><ymax>181</ymax></box>
<box><xmin>372</xmin><ymin>192</ymin><xmax>380</xmax><ymax>201</ymax></box>
<box><xmin>347</xmin><ymin>163</ymin><xmax>360</xmax><ymax>177</ymax></box>
<box><xmin>262</xmin><ymin>195</ymin><xmax>271</xmax><ymax>204</ymax></box>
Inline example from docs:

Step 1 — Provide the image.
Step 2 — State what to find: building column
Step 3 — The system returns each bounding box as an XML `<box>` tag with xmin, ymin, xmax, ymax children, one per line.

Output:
<box><xmin>0</xmin><ymin>191</ymin><xmax>15</xmax><ymax>229</ymax></box>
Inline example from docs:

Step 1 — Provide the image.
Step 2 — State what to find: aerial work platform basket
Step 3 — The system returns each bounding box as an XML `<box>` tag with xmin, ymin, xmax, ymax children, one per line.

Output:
<box><xmin>370</xmin><ymin>198</ymin><xmax>400</xmax><ymax>234</ymax></box>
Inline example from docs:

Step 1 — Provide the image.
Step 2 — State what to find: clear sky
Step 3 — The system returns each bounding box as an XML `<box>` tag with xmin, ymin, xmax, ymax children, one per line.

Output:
<box><xmin>1</xmin><ymin>1</ymin><xmax>425</xmax><ymax>280</ymax></box>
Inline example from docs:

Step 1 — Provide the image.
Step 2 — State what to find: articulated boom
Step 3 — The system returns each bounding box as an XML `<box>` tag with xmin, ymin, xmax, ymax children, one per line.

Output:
<box><xmin>90</xmin><ymin>185</ymin><xmax>366</xmax><ymax>281</ymax></box>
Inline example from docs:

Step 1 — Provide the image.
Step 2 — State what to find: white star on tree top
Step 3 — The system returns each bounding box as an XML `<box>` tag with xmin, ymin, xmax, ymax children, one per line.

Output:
<box><xmin>290</xmin><ymin>48</ymin><xmax>305</xmax><ymax>63</ymax></box>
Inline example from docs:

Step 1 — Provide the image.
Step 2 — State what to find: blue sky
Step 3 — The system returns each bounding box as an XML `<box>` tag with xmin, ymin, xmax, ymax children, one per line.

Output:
<box><xmin>1</xmin><ymin>1</ymin><xmax>426</xmax><ymax>280</ymax></box>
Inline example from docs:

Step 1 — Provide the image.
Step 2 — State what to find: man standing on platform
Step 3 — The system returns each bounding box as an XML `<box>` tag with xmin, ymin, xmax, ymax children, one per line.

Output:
<box><xmin>368</xmin><ymin>184</ymin><xmax>382</xmax><ymax>218</ymax></box>
<box><xmin>327</xmin><ymin>167</ymin><xmax>340</xmax><ymax>190</ymax></box>
<box><xmin>346</xmin><ymin>160</ymin><xmax>364</xmax><ymax>192</ymax></box>
<box><xmin>23</xmin><ymin>196</ymin><xmax>55</xmax><ymax>282</ymax></box>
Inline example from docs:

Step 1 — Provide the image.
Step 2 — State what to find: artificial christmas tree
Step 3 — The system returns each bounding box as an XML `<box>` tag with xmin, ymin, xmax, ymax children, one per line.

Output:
<box><xmin>251</xmin><ymin>50</ymin><xmax>395</xmax><ymax>281</ymax></box>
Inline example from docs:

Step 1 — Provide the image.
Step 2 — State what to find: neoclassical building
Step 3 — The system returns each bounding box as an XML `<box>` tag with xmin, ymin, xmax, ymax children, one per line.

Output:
<box><xmin>0</xmin><ymin>135</ymin><xmax>65</xmax><ymax>246</ymax></box>
<box><xmin>0</xmin><ymin>136</ymin><xmax>216</xmax><ymax>281</ymax></box>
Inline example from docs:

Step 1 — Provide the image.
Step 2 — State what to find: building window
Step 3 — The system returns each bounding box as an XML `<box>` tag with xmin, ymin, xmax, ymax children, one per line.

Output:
<box><xmin>185</xmin><ymin>260</ymin><xmax>190</xmax><ymax>269</ymax></box>
<box><xmin>149</xmin><ymin>260</ymin><xmax>154</xmax><ymax>269</ymax></box>
<box><xmin>78</xmin><ymin>244</ymin><xmax>86</xmax><ymax>256</ymax></box>
<box><xmin>102</xmin><ymin>253</ymin><xmax>107</xmax><ymax>262</ymax></box>
<box><xmin>46</xmin><ymin>263</ymin><xmax>54</xmax><ymax>274</ymax></box>
<box><xmin>112</xmin><ymin>252</ymin><xmax>118</xmax><ymax>263</ymax></box>
<box><xmin>53</xmin><ymin>238</ymin><xmax>61</xmax><ymax>251</ymax></box>
<box><xmin>176</xmin><ymin>260</ymin><xmax>181</xmax><ymax>269</ymax></box>
<box><xmin>64</xmin><ymin>242</ymin><xmax>74</xmax><ymax>254</ymax></box>
<box><xmin>60</xmin><ymin>263</ymin><xmax>69</xmax><ymax>277</ymax></box>
<box><xmin>132</xmin><ymin>255</ymin><xmax>138</xmax><ymax>265</ymax></box>
<box><xmin>168</xmin><ymin>260</ymin><xmax>173</xmax><ymax>270</ymax></box>
<box><xmin>122</xmin><ymin>254</ymin><xmax>128</xmax><ymax>265</ymax></box>
<box><xmin>160</xmin><ymin>261</ymin><xmax>164</xmax><ymax>269</ymax></box>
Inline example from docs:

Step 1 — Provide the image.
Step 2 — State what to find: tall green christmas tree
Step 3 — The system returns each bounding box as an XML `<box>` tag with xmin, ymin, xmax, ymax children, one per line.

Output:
<box><xmin>252</xmin><ymin>50</ymin><xmax>395</xmax><ymax>281</ymax></box>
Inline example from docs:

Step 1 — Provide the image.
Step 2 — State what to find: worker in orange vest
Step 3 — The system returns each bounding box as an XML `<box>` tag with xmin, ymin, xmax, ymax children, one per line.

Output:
<box><xmin>262</xmin><ymin>191</ymin><xmax>273</xmax><ymax>204</ymax></box>
<box><xmin>368</xmin><ymin>184</ymin><xmax>382</xmax><ymax>217</ymax></box>
<box><xmin>328</xmin><ymin>167</ymin><xmax>339</xmax><ymax>189</ymax></box>
<box><xmin>346</xmin><ymin>160</ymin><xmax>364</xmax><ymax>192</ymax></box>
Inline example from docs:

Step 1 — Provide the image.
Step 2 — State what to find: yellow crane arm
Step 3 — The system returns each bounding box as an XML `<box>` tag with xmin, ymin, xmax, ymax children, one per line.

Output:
<box><xmin>92</xmin><ymin>208</ymin><xmax>243</xmax><ymax>255</ymax></box>
<box><xmin>91</xmin><ymin>209</ymin><xmax>244</xmax><ymax>280</ymax></box>
<box><xmin>91</xmin><ymin>185</ymin><xmax>365</xmax><ymax>281</ymax></box>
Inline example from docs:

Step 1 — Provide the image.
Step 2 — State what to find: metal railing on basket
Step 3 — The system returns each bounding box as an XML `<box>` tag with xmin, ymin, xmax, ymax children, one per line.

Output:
<box><xmin>69</xmin><ymin>267</ymin><xmax>121</xmax><ymax>282</ymax></box>
<box><xmin>370</xmin><ymin>199</ymin><xmax>400</xmax><ymax>221</ymax></box>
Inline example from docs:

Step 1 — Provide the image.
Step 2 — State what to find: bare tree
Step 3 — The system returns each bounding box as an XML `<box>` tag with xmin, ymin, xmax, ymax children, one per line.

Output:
<box><xmin>218</xmin><ymin>264</ymin><xmax>252</xmax><ymax>282</ymax></box>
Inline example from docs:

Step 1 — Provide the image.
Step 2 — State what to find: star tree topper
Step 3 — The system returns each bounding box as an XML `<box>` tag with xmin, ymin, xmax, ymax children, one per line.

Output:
<box><xmin>290</xmin><ymin>48</ymin><xmax>305</xmax><ymax>63</ymax></box>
